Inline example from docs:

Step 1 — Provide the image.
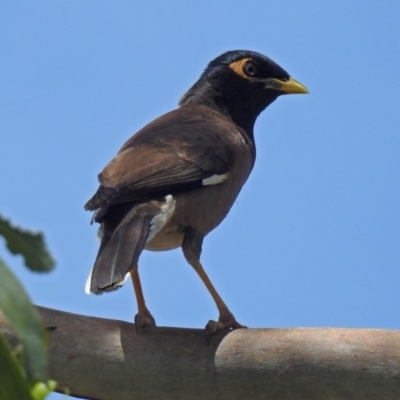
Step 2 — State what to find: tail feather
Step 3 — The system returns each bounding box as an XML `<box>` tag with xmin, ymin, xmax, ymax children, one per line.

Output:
<box><xmin>87</xmin><ymin>202</ymin><xmax>161</xmax><ymax>294</ymax></box>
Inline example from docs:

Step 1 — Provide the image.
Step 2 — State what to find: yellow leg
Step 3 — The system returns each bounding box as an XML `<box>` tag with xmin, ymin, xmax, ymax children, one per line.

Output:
<box><xmin>130</xmin><ymin>269</ymin><xmax>156</xmax><ymax>328</ymax></box>
<box><xmin>190</xmin><ymin>259</ymin><xmax>246</xmax><ymax>333</ymax></box>
<box><xmin>182</xmin><ymin>228</ymin><xmax>246</xmax><ymax>333</ymax></box>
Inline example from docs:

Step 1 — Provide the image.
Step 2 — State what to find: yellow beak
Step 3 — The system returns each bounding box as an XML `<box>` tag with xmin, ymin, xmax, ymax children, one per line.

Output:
<box><xmin>267</xmin><ymin>77</ymin><xmax>309</xmax><ymax>94</ymax></box>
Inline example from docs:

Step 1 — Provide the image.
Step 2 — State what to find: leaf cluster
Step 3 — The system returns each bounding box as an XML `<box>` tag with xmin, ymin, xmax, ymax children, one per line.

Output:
<box><xmin>0</xmin><ymin>215</ymin><xmax>58</xmax><ymax>400</ymax></box>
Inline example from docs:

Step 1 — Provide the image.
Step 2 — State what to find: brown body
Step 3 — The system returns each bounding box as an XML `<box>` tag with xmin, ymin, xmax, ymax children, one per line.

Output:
<box><xmin>145</xmin><ymin>106</ymin><xmax>255</xmax><ymax>251</ymax></box>
<box><xmin>85</xmin><ymin>50</ymin><xmax>307</xmax><ymax>332</ymax></box>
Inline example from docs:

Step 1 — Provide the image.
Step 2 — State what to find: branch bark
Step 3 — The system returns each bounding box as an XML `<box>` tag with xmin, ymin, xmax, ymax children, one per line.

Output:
<box><xmin>1</xmin><ymin>306</ymin><xmax>400</xmax><ymax>400</ymax></box>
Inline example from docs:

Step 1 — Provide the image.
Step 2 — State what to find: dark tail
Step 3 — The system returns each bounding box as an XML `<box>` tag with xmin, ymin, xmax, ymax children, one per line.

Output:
<box><xmin>86</xmin><ymin>202</ymin><xmax>161</xmax><ymax>294</ymax></box>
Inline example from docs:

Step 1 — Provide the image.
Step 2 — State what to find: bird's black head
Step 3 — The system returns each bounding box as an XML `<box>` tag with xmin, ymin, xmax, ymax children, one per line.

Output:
<box><xmin>180</xmin><ymin>50</ymin><xmax>308</xmax><ymax>134</ymax></box>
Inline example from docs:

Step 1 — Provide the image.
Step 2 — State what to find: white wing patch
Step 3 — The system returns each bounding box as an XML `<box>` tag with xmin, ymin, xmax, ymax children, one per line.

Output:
<box><xmin>146</xmin><ymin>195</ymin><xmax>176</xmax><ymax>243</ymax></box>
<box><xmin>202</xmin><ymin>173</ymin><xmax>229</xmax><ymax>186</ymax></box>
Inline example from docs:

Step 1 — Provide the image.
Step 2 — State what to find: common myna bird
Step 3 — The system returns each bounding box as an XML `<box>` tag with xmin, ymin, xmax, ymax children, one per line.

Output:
<box><xmin>85</xmin><ymin>50</ymin><xmax>308</xmax><ymax>333</ymax></box>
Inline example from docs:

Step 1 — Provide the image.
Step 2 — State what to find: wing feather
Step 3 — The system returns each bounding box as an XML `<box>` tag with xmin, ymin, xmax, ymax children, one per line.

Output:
<box><xmin>85</xmin><ymin>107</ymin><xmax>237</xmax><ymax>211</ymax></box>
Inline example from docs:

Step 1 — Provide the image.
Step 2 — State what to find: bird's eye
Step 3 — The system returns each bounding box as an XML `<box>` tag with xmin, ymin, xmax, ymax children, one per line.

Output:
<box><xmin>244</xmin><ymin>61</ymin><xmax>258</xmax><ymax>77</ymax></box>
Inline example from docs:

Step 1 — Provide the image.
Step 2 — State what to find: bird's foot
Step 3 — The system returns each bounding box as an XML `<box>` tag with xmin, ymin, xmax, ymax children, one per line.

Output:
<box><xmin>205</xmin><ymin>312</ymin><xmax>247</xmax><ymax>334</ymax></box>
<box><xmin>134</xmin><ymin>309</ymin><xmax>156</xmax><ymax>333</ymax></box>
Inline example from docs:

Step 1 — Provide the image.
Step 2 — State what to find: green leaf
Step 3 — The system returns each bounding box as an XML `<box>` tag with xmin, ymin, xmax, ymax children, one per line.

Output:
<box><xmin>0</xmin><ymin>333</ymin><xmax>32</xmax><ymax>400</ymax></box>
<box><xmin>0</xmin><ymin>215</ymin><xmax>55</xmax><ymax>272</ymax></box>
<box><xmin>30</xmin><ymin>380</ymin><xmax>58</xmax><ymax>400</ymax></box>
<box><xmin>0</xmin><ymin>257</ymin><xmax>48</xmax><ymax>383</ymax></box>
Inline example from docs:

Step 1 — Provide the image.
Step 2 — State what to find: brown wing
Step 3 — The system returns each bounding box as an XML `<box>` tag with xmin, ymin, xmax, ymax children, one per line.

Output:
<box><xmin>85</xmin><ymin>106</ymin><xmax>235</xmax><ymax>211</ymax></box>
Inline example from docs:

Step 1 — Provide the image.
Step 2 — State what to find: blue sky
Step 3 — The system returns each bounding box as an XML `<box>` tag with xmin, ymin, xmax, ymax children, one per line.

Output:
<box><xmin>1</xmin><ymin>2</ymin><xmax>399</xmax><ymax>398</ymax></box>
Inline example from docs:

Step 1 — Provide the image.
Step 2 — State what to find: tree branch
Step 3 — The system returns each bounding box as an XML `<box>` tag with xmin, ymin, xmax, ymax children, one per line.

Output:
<box><xmin>1</xmin><ymin>306</ymin><xmax>400</xmax><ymax>400</ymax></box>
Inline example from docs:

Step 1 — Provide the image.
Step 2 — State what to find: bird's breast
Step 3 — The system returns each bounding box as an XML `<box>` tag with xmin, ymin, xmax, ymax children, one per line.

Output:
<box><xmin>145</xmin><ymin>137</ymin><xmax>254</xmax><ymax>251</ymax></box>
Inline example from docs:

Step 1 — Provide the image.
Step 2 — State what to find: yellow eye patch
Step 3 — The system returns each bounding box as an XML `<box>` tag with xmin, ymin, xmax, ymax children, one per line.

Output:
<box><xmin>228</xmin><ymin>58</ymin><xmax>254</xmax><ymax>79</ymax></box>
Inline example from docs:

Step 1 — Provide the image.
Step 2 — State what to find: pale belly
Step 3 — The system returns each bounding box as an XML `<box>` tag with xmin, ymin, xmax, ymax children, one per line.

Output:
<box><xmin>143</xmin><ymin>182</ymin><xmax>241</xmax><ymax>252</ymax></box>
<box><xmin>144</xmin><ymin>228</ymin><xmax>183</xmax><ymax>251</ymax></box>
<box><xmin>143</xmin><ymin>143</ymin><xmax>254</xmax><ymax>252</ymax></box>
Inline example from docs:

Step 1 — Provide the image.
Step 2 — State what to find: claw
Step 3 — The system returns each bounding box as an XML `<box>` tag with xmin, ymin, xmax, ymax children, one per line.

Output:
<box><xmin>134</xmin><ymin>309</ymin><xmax>156</xmax><ymax>334</ymax></box>
<box><xmin>205</xmin><ymin>313</ymin><xmax>247</xmax><ymax>334</ymax></box>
